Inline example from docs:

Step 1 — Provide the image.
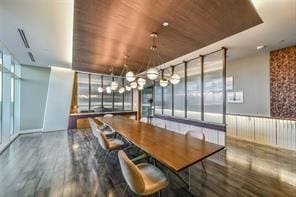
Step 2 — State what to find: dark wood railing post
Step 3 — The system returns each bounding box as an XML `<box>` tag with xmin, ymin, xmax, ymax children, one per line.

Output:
<box><xmin>137</xmin><ymin>90</ymin><xmax>142</xmax><ymax>121</ymax></box>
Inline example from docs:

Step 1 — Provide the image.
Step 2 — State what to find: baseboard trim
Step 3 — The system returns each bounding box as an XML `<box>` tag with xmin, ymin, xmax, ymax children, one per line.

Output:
<box><xmin>19</xmin><ymin>128</ymin><xmax>43</xmax><ymax>134</ymax></box>
<box><xmin>227</xmin><ymin>135</ymin><xmax>296</xmax><ymax>152</ymax></box>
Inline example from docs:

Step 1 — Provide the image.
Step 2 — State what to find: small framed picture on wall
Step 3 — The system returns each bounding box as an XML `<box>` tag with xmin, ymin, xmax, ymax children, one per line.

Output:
<box><xmin>227</xmin><ymin>91</ymin><xmax>244</xmax><ymax>103</ymax></box>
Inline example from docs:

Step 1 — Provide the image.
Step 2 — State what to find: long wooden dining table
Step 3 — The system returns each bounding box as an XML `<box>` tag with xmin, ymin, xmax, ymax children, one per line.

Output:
<box><xmin>95</xmin><ymin>116</ymin><xmax>224</xmax><ymax>188</ymax></box>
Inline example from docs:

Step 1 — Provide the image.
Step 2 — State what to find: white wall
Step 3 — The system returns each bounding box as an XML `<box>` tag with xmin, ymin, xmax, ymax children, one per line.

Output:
<box><xmin>43</xmin><ymin>67</ymin><xmax>74</xmax><ymax>131</ymax></box>
<box><xmin>20</xmin><ymin>65</ymin><xmax>50</xmax><ymax>131</ymax></box>
<box><xmin>226</xmin><ymin>52</ymin><xmax>270</xmax><ymax>116</ymax></box>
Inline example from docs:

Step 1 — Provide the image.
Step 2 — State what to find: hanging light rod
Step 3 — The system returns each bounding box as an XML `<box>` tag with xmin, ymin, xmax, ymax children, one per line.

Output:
<box><xmin>124</xmin><ymin>31</ymin><xmax>181</xmax><ymax>88</ymax></box>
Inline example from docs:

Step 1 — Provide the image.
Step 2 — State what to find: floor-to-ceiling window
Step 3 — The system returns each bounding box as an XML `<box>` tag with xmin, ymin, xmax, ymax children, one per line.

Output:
<box><xmin>0</xmin><ymin>47</ymin><xmax>21</xmax><ymax>149</ymax></box>
<box><xmin>76</xmin><ymin>72</ymin><xmax>132</xmax><ymax>113</ymax></box>
<box><xmin>10</xmin><ymin>62</ymin><xmax>14</xmax><ymax>135</ymax></box>
<box><xmin>0</xmin><ymin>51</ymin><xmax>2</xmax><ymax>144</ymax></box>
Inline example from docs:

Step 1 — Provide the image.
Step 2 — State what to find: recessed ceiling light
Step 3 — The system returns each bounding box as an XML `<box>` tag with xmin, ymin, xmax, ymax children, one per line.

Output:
<box><xmin>162</xmin><ymin>22</ymin><xmax>169</xmax><ymax>27</ymax></box>
<box><xmin>256</xmin><ymin>45</ymin><xmax>266</xmax><ymax>50</ymax></box>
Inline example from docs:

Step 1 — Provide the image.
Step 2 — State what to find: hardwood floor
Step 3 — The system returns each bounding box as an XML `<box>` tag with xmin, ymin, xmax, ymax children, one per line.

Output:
<box><xmin>0</xmin><ymin>129</ymin><xmax>296</xmax><ymax>197</ymax></box>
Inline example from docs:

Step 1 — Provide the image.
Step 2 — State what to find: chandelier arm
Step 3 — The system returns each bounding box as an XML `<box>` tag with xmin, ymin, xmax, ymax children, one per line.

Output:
<box><xmin>147</xmin><ymin>50</ymin><xmax>154</xmax><ymax>70</ymax></box>
<box><xmin>156</xmin><ymin>51</ymin><xmax>165</xmax><ymax>67</ymax></box>
<box><xmin>137</xmin><ymin>49</ymin><xmax>152</xmax><ymax>75</ymax></box>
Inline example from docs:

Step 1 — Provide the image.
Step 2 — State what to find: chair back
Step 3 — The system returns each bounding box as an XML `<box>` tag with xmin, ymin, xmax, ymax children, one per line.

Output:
<box><xmin>140</xmin><ymin>117</ymin><xmax>148</xmax><ymax>123</ymax></box>
<box><xmin>97</xmin><ymin>132</ymin><xmax>110</xmax><ymax>150</ymax></box>
<box><xmin>104</xmin><ymin>114</ymin><xmax>114</xmax><ymax>118</ymax></box>
<box><xmin>88</xmin><ymin>118</ymin><xmax>97</xmax><ymax>136</ymax></box>
<box><xmin>129</xmin><ymin>116</ymin><xmax>136</xmax><ymax>120</ymax></box>
<box><xmin>118</xmin><ymin>150</ymin><xmax>145</xmax><ymax>194</ymax></box>
<box><xmin>186</xmin><ymin>130</ymin><xmax>205</xmax><ymax>141</ymax></box>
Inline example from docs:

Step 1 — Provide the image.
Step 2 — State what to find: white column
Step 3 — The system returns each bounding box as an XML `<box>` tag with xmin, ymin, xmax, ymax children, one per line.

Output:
<box><xmin>43</xmin><ymin>67</ymin><xmax>74</xmax><ymax>131</ymax></box>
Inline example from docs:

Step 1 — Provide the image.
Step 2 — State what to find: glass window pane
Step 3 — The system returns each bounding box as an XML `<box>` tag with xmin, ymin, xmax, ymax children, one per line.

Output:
<box><xmin>113</xmin><ymin>77</ymin><xmax>123</xmax><ymax>111</ymax></box>
<box><xmin>173</xmin><ymin>63</ymin><xmax>185</xmax><ymax>117</ymax></box>
<box><xmin>77</xmin><ymin>73</ymin><xmax>89</xmax><ymax>113</ymax></box>
<box><xmin>163</xmin><ymin>68</ymin><xmax>172</xmax><ymax>116</ymax></box>
<box><xmin>10</xmin><ymin>63</ymin><xmax>14</xmax><ymax>135</ymax></box>
<box><xmin>103</xmin><ymin>76</ymin><xmax>113</xmax><ymax>112</ymax></box>
<box><xmin>142</xmin><ymin>86</ymin><xmax>153</xmax><ymax>117</ymax></box>
<box><xmin>124</xmin><ymin>79</ymin><xmax>132</xmax><ymax>111</ymax></box>
<box><xmin>204</xmin><ymin>51</ymin><xmax>223</xmax><ymax>123</ymax></box>
<box><xmin>2</xmin><ymin>53</ymin><xmax>12</xmax><ymax>144</ymax></box>
<box><xmin>0</xmin><ymin>51</ymin><xmax>2</xmax><ymax>144</ymax></box>
<box><xmin>14</xmin><ymin>64</ymin><xmax>21</xmax><ymax>134</ymax></box>
<box><xmin>90</xmin><ymin>75</ymin><xmax>102</xmax><ymax>112</ymax></box>
<box><xmin>154</xmin><ymin>81</ymin><xmax>162</xmax><ymax>114</ymax></box>
<box><xmin>187</xmin><ymin>59</ymin><xmax>202</xmax><ymax>120</ymax></box>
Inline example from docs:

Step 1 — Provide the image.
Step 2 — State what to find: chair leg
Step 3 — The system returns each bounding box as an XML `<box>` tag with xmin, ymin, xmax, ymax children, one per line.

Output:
<box><xmin>122</xmin><ymin>184</ymin><xmax>128</xmax><ymax>197</ymax></box>
<box><xmin>201</xmin><ymin>161</ymin><xmax>207</xmax><ymax>176</ymax></box>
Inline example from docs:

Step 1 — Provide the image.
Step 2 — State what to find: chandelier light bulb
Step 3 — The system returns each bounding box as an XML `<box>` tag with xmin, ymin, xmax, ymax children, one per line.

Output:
<box><xmin>130</xmin><ymin>82</ymin><xmax>138</xmax><ymax>89</ymax></box>
<box><xmin>110</xmin><ymin>81</ymin><xmax>119</xmax><ymax>91</ymax></box>
<box><xmin>147</xmin><ymin>68</ymin><xmax>159</xmax><ymax>80</ymax></box>
<box><xmin>159</xmin><ymin>79</ymin><xmax>169</xmax><ymax>87</ymax></box>
<box><xmin>98</xmin><ymin>86</ymin><xmax>104</xmax><ymax>93</ymax></box>
<box><xmin>126</xmin><ymin>71</ymin><xmax>136</xmax><ymax>82</ymax></box>
<box><xmin>125</xmin><ymin>85</ymin><xmax>131</xmax><ymax>91</ymax></box>
<box><xmin>118</xmin><ymin>87</ymin><xmax>125</xmax><ymax>94</ymax></box>
<box><xmin>106</xmin><ymin>86</ymin><xmax>112</xmax><ymax>94</ymax></box>
<box><xmin>170</xmin><ymin>74</ymin><xmax>181</xmax><ymax>84</ymax></box>
<box><xmin>137</xmin><ymin>77</ymin><xmax>146</xmax><ymax>86</ymax></box>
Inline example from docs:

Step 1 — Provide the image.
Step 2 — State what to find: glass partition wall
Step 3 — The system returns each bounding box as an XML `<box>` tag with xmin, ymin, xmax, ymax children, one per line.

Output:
<box><xmin>76</xmin><ymin>72</ymin><xmax>132</xmax><ymax>113</ymax></box>
<box><xmin>152</xmin><ymin>48</ymin><xmax>226</xmax><ymax>125</ymax></box>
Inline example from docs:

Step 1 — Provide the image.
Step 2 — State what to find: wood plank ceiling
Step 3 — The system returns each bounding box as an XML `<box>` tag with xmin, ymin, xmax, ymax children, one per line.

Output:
<box><xmin>73</xmin><ymin>0</ymin><xmax>262</xmax><ymax>75</ymax></box>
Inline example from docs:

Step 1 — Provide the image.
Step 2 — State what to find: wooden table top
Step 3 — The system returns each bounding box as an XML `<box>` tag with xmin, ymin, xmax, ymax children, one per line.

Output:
<box><xmin>96</xmin><ymin>116</ymin><xmax>224</xmax><ymax>172</ymax></box>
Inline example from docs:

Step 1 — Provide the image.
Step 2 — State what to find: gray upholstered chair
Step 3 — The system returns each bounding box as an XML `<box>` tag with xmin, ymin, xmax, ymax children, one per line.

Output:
<box><xmin>118</xmin><ymin>150</ymin><xmax>168</xmax><ymax>196</ymax></box>
<box><xmin>185</xmin><ymin>130</ymin><xmax>207</xmax><ymax>175</ymax></box>
<box><xmin>88</xmin><ymin>118</ymin><xmax>114</xmax><ymax>137</ymax></box>
<box><xmin>104</xmin><ymin>114</ymin><xmax>114</xmax><ymax>118</ymax></box>
<box><xmin>96</xmin><ymin>130</ymin><xmax>125</xmax><ymax>165</ymax></box>
<box><xmin>140</xmin><ymin>117</ymin><xmax>148</xmax><ymax>123</ymax></box>
<box><xmin>129</xmin><ymin>116</ymin><xmax>136</xmax><ymax>120</ymax></box>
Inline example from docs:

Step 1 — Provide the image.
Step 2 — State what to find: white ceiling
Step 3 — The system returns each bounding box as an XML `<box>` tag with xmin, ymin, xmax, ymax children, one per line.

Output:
<box><xmin>0</xmin><ymin>0</ymin><xmax>295</xmax><ymax>69</ymax></box>
<box><xmin>0</xmin><ymin>0</ymin><xmax>73</xmax><ymax>68</ymax></box>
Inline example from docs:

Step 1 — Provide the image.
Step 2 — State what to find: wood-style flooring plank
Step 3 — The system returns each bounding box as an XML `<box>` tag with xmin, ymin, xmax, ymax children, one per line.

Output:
<box><xmin>0</xmin><ymin>130</ymin><xmax>296</xmax><ymax>197</ymax></box>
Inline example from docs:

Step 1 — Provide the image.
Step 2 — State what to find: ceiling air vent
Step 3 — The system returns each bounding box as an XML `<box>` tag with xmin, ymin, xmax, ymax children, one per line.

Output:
<box><xmin>28</xmin><ymin>52</ymin><xmax>35</xmax><ymax>62</ymax></box>
<box><xmin>18</xmin><ymin>28</ymin><xmax>30</xmax><ymax>48</ymax></box>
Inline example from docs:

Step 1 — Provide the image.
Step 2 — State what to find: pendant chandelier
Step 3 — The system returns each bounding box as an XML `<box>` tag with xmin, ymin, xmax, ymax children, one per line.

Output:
<box><xmin>97</xmin><ymin>66</ymin><xmax>125</xmax><ymax>94</ymax></box>
<box><xmin>98</xmin><ymin>31</ymin><xmax>181</xmax><ymax>94</ymax></box>
<box><xmin>123</xmin><ymin>32</ymin><xmax>180</xmax><ymax>88</ymax></box>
